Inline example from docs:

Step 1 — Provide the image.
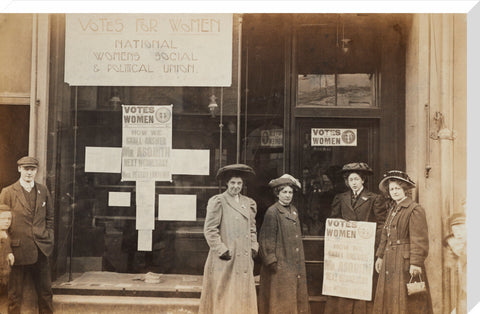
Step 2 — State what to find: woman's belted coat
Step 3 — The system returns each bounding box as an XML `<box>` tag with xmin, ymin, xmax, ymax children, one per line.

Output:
<box><xmin>198</xmin><ymin>191</ymin><xmax>259</xmax><ymax>314</ymax></box>
<box><xmin>258</xmin><ymin>202</ymin><xmax>310</xmax><ymax>314</ymax></box>
<box><xmin>373</xmin><ymin>197</ymin><xmax>433</xmax><ymax>314</ymax></box>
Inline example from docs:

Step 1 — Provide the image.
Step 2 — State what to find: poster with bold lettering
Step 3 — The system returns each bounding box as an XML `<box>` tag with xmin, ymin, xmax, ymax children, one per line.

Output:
<box><xmin>122</xmin><ymin>105</ymin><xmax>172</xmax><ymax>182</ymax></box>
<box><xmin>260</xmin><ymin>129</ymin><xmax>283</xmax><ymax>147</ymax></box>
<box><xmin>311</xmin><ymin>128</ymin><xmax>357</xmax><ymax>146</ymax></box>
<box><xmin>322</xmin><ymin>218</ymin><xmax>376</xmax><ymax>300</ymax></box>
<box><xmin>65</xmin><ymin>14</ymin><xmax>232</xmax><ymax>86</ymax></box>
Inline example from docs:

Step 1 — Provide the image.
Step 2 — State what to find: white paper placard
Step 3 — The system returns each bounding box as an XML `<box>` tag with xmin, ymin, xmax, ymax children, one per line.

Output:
<box><xmin>136</xmin><ymin>181</ymin><xmax>155</xmax><ymax>229</ymax></box>
<box><xmin>108</xmin><ymin>192</ymin><xmax>131</xmax><ymax>207</ymax></box>
<box><xmin>322</xmin><ymin>218</ymin><xmax>376</xmax><ymax>301</ymax></box>
<box><xmin>171</xmin><ymin>149</ymin><xmax>210</xmax><ymax>175</ymax></box>
<box><xmin>122</xmin><ymin>105</ymin><xmax>173</xmax><ymax>182</ymax></box>
<box><xmin>158</xmin><ymin>194</ymin><xmax>196</xmax><ymax>221</ymax></box>
<box><xmin>138</xmin><ymin>229</ymin><xmax>152</xmax><ymax>251</ymax></box>
<box><xmin>84</xmin><ymin>146</ymin><xmax>122</xmax><ymax>173</ymax></box>
<box><xmin>311</xmin><ymin>128</ymin><xmax>357</xmax><ymax>146</ymax></box>
<box><xmin>65</xmin><ymin>14</ymin><xmax>232</xmax><ymax>86</ymax></box>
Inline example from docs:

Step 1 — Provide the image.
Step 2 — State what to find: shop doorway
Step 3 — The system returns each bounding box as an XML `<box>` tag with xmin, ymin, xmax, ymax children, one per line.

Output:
<box><xmin>0</xmin><ymin>105</ymin><xmax>30</xmax><ymax>189</ymax></box>
<box><xmin>293</xmin><ymin>117</ymin><xmax>379</xmax><ymax>298</ymax></box>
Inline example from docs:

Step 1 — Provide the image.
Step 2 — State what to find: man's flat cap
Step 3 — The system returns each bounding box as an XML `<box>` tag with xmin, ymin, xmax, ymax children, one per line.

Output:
<box><xmin>17</xmin><ymin>156</ymin><xmax>39</xmax><ymax>167</ymax></box>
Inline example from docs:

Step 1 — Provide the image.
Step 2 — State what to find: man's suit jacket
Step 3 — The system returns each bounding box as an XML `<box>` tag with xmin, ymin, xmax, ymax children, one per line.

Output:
<box><xmin>0</xmin><ymin>180</ymin><xmax>54</xmax><ymax>265</ymax></box>
<box><xmin>330</xmin><ymin>188</ymin><xmax>387</xmax><ymax>248</ymax></box>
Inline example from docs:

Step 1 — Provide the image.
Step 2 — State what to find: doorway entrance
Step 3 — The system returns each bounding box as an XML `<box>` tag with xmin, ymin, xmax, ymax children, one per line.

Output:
<box><xmin>0</xmin><ymin>105</ymin><xmax>30</xmax><ymax>189</ymax></box>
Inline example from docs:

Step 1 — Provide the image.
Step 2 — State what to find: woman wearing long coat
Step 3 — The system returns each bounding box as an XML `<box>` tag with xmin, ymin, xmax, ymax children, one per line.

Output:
<box><xmin>259</xmin><ymin>174</ymin><xmax>310</xmax><ymax>314</ymax></box>
<box><xmin>324</xmin><ymin>162</ymin><xmax>387</xmax><ymax>314</ymax></box>
<box><xmin>199</xmin><ymin>164</ymin><xmax>259</xmax><ymax>314</ymax></box>
<box><xmin>373</xmin><ymin>170</ymin><xmax>433</xmax><ymax>314</ymax></box>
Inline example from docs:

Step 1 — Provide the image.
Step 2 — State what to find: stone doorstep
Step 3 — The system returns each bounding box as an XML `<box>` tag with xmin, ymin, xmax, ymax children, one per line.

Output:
<box><xmin>53</xmin><ymin>295</ymin><xmax>200</xmax><ymax>314</ymax></box>
<box><xmin>52</xmin><ymin>272</ymin><xmax>203</xmax><ymax>298</ymax></box>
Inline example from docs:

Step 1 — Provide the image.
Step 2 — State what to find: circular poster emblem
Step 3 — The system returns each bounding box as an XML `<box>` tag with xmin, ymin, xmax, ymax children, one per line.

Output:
<box><xmin>358</xmin><ymin>226</ymin><xmax>374</xmax><ymax>239</ymax></box>
<box><xmin>341</xmin><ymin>130</ymin><xmax>356</xmax><ymax>144</ymax></box>
<box><xmin>155</xmin><ymin>107</ymin><xmax>171</xmax><ymax>123</ymax></box>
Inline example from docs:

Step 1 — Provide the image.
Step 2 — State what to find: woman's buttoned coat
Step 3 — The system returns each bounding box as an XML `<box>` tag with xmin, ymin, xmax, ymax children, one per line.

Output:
<box><xmin>258</xmin><ymin>202</ymin><xmax>310</xmax><ymax>314</ymax></box>
<box><xmin>329</xmin><ymin>188</ymin><xmax>387</xmax><ymax>248</ymax></box>
<box><xmin>199</xmin><ymin>191</ymin><xmax>259</xmax><ymax>314</ymax></box>
<box><xmin>324</xmin><ymin>189</ymin><xmax>387</xmax><ymax>314</ymax></box>
<box><xmin>373</xmin><ymin>197</ymin><xmax>433</xmax><ymax>314</ymax></box>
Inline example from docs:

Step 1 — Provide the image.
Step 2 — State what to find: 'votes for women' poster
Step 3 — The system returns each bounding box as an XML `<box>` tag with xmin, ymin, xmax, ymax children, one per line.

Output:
<box><xmin>121</xmin><ymin>104</ymin><xmax>173</xmax><ymax>182</ymax></box>
<box><xmin>322</xmin><ymin>218</ymin><xmax>377</xmax><ymax>301</ymax></box>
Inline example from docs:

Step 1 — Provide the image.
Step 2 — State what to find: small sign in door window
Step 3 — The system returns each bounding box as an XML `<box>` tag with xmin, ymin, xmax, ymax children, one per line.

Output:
<box><xmin>311</xmin><ymin>128</ymin><xmax>357</xmax><ymax>146</ymax></box>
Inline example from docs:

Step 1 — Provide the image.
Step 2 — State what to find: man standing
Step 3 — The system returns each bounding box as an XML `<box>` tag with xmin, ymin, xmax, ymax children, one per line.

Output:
<box><xmin>0</xmin><ymin>156</ymin><xmax>54</xmax><ymax>314</ymax></box>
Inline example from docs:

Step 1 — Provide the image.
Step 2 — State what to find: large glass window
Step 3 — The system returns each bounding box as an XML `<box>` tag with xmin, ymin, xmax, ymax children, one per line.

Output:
<box><xmin>57</xmin><ymin>86</ymin><xmax>243</xmax><ymax>275</ymax></box>
<box><xmin>295</xmin><ymin>20</ymin><xmax>379</xmax><ymax>108</ymax></box>
<box><xmin>298</xmin><ymin>73</ymin><xmax>376</xmax><ymax>107</ymax></box>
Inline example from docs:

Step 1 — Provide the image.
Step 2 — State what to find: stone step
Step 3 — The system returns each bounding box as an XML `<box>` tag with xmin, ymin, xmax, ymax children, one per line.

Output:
<box><xmin>53</xmin><ymin>295</ymin><xmax>199</xmax><ymax>314</ymax></box>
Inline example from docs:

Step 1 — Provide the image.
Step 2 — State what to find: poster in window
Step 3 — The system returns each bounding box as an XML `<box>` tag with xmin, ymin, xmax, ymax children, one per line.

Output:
<box><xmin>122</xmin><ymin>105</ymin><xmax>173</xmax><ymax>182</ymax></box>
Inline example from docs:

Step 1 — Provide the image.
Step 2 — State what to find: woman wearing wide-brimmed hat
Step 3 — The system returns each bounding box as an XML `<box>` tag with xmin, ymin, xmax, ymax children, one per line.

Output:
<box><xmin>199</xmin><ymin>164</ymin><xmax>259</xmax><ymax>314</ymax></box>
<box><xmin>258</xmin><ymin>174</ymin><xmax>310</xmax><ymax>314</ymax></box>
<box><xmin>324</xmin><ymin>162</ymin><xmax>387</xmax><ymax>314</ymax></box>
<box><xmin>373</xmin><ymin>170</ymin><xmax>433</xmax><ymax>314</ymax></box>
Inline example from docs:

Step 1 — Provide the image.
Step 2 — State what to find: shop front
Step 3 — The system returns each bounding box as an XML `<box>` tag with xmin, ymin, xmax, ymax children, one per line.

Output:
<box><xmin>0</xmin><ymin>12</ymin><xmax>467</xmax><ymax>313</ymax></box>
<box><xmin>44</xmin><ymin>12</ymin><xmax>407</xmax><ymax>305</ymax></box>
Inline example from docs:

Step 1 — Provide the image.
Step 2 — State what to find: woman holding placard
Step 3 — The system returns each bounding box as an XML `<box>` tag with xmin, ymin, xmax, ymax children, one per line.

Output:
<box><xmin>324</xmin><ymin>162</ymin><xmax>387</xmax><ymax>314</ymax></box>
<box><xmin>373</xmin><ymin>170</ymin><xmax>433</xmax><ymax>314</ymax></box>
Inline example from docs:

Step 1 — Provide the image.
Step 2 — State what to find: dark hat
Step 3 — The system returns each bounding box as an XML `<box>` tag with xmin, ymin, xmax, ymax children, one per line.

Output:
<box><xmin>340</xmin><ymin>162</ymin><xmax>373</xmax><ymax>176</ymax></box>
<box><xmin>379</xmin><ymin>170</ymin><xmax>415</xmax><ymax>193</ymax></box>
<box><xmin>268</xmin><ymin>174</ymin><xmax>301</xmax><ymax>190</ymax></box>
<box><xmin>17</xmin><ymin>156</ymin><xmax>39</xmax><ymax>168</ymax></box>
<box><xmin>448</xmin><ymin>212</ymin><xmax>466</xmax><ymax>226</ymax></box>
<box><xmin>216</xmin><ymin>164</ymin><xmax>256</xmax><ymax>181</ymax></box>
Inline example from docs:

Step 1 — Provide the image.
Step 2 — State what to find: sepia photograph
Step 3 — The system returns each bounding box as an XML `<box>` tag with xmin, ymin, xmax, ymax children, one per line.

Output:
<box><xmin>0</xmin><ymin>1</ymin><xmax>476</xmax><ymax>313</ymax></box>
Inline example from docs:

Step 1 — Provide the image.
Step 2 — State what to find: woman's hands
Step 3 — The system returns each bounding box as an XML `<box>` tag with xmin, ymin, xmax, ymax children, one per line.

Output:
<box><xmin>409</xmin><ymin>264</ymin><xmax>422</xmax><ymax>277</ymax></box>
<box><xmin>7</xmin><ymin>253</ymin><xmax>14</xmax><ymax>266</ymax></box>
<box><xmin>268</xmin><ymin>262</ymin><xmax>278</xmax><ymax>273</ymax></box>
<box><xmin>375</xmin><ymin>258</ymin><xmax>383</xmax><ymax>273</ymax></box>
<box><xmin>220</xmin><ymin>249</ymin><xmax>258</xmax><ymax>260</ymax></box>
<box><xmin>220</xmin><ymin>250</ymin><xmax>232</xmax><ymax>260</ymax></box>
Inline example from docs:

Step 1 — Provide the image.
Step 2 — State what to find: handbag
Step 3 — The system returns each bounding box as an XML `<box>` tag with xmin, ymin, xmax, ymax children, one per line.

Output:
<box><xmin>406</xmin><ymin>274</ymin><xmax>427</xmax><ymax>295</ymax></box>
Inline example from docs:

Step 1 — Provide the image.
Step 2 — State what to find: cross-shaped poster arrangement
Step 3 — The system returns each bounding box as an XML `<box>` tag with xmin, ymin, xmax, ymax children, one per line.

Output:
<box><xmin>84</xmin><ymin>105</ymin><xmax>210</xmax><ymax>251</ymax></box>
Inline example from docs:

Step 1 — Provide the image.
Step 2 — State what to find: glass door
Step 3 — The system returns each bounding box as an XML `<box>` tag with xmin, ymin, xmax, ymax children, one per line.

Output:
<box><xmin>295</xmin><ymin>117</ymin><xmax>379</xmax><ymax>296</ymax></box>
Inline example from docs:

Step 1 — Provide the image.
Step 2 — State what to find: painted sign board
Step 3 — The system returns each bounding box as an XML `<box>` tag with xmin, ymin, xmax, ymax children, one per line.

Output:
<box><xmin>65</xmin><ymin>14</ymin><xmax>233</xmax><ymax>86</ymax></box>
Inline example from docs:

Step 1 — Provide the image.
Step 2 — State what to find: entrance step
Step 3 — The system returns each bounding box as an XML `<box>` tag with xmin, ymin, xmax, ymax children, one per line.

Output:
<box><xmin>53</xmin><ymin>295</ymin><xmax>199</xmax><ymax>314</ymax></box>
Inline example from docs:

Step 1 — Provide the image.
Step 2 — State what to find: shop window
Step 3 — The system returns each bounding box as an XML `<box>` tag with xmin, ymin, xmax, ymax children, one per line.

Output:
<box><xmin>60</xmin><ymin>85</ymin><xmax>242</xmax><ymax>275</ymax></box>
<box><xmin>295</xmin><ymin>20</ymin><xmax>379</xmax><ymax>108</ymax></box>
<box><xmin>297</xmin><ymin>73</ymin><xmax>376</xmax><ymax>107</ymax></box>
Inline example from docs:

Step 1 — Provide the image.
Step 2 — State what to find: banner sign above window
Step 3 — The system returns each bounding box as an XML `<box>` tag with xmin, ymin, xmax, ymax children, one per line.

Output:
<box><xmin>65</xmin><ymin>14</ymin><xmax>233</xmax><ymax>86</ymax></box>
<box><xmin>311</xmin><ymin>128</ymin><xmax>357</xmax><ymax>146</ymax></box>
